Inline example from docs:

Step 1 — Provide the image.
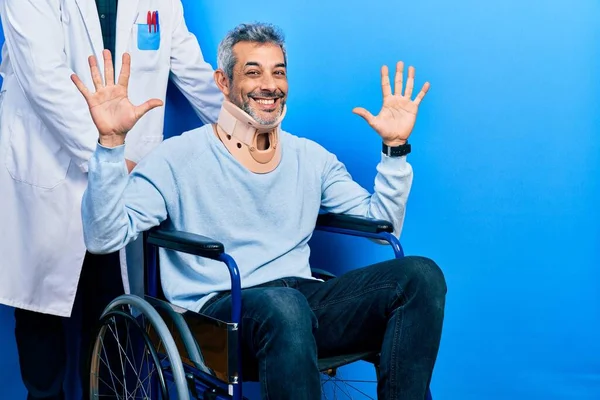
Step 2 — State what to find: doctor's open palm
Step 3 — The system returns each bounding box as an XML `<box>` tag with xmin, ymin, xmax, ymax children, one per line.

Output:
<box><xmin>71</xmin><ymin>50</ymin><xmax>163</xmax><ymax>146</ymax></box>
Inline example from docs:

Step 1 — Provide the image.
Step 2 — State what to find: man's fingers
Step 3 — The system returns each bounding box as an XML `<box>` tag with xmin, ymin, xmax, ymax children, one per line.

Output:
<box><xmin>88</xmin><ymin>55</ymin><xmax>104</xmax><ymax>91</ymax></box>
<box><xmin>71</xmin><ymin>74</ymin><xmax>91</xmax><ymax>102</ymax></box>
<box><xmin>394</xmin><ymin>61</ymin><xmax>404</xmax><ymax>96</ymax></box>
<box><xmin>380</xmin><ymin>65</ymin><xmax>392</xmax><ymax>98</ymax></box>
<box><xmin>404</xmin><ymin>66</ymin><xmax>415</xmax><ymax>98</ymax></box>
<box><xmin>414</xmin><ymin>81</ymin><xmax>431</xmax><ymax>105</ymax></box>
<box><xmin>134</xmin><ymin>98</ymin><xmax>164</xmax><ymax>120</ymax></box>
<box><xmin>103</xmin><ymin>50</ymin><xmax>114</xmax><ymax>86</ymax></box>
<box><xmin>117</xmin><ymin>53</ymin><xmax>131</xmax><ymax>89</ymax></box>
<box><xmin>352</xmin><ymin>107</ymin><xmax>375</xmax><ymax>125</ymax></box>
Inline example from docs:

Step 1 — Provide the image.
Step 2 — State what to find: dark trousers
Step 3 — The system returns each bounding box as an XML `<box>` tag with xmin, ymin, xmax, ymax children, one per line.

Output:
<box><xmin>13</xmin><ymin>251</ymin><xmax>123</xmax><ymax>400</ymax></box>
<box><xmin>201</xmin><ymin>256</ymin><xmax>447</xmax><ymax>400</ymax></box>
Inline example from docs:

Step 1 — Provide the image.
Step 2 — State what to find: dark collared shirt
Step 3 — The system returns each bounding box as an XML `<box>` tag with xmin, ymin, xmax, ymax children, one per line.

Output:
<box><xmin>95</xmin><ymin>0</ymin><xmax>118</xmax><ymax>58</ymax></box>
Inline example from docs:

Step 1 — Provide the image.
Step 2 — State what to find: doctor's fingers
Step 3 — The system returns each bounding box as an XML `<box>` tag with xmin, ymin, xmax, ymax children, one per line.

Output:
<box><xmin>88</xmin><ymin>55</ymin><xmax>104</xmax><ymax>91</ymax></box>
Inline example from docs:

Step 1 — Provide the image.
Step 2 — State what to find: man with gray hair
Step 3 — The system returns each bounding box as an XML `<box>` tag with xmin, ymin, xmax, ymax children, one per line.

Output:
<box><xmin>73</xmin><ymin>22</ymin><xmax>446</xmax><ymax>399</ymax></box>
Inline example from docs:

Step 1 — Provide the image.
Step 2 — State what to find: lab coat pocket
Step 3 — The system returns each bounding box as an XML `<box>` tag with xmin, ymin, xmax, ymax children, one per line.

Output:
<box><xmin>137</xmin><ymin>24</ymin><xmax>161</xmax><ymax>51</ymax></box>
<box><xmin>130</xmin><ymin>24</ymin><xmax>166</xmax><ymax>71</ymax></box>
<box><xmin>5</xmin><ymin>111</ymin><xmax>71</xmax><ymax>189</ymax></box>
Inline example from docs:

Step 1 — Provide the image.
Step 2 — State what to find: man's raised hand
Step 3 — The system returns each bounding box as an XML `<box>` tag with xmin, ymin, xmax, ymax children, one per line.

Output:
<box><xmin>353</xmin><ymin>61</ymin><xmax>430</xmax><ymax>146</ymax></box>
<box><xmin>71</xmin><ymin>50</ymin><xmax>163</xmax><ymax>147</ymax></box>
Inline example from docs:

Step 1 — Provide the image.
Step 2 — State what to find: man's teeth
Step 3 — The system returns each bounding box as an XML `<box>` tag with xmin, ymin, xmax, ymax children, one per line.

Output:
<box><xmin>254</xmin><ymin>98</ymin><xmax>275</xmax><ymax>105</ymax></box>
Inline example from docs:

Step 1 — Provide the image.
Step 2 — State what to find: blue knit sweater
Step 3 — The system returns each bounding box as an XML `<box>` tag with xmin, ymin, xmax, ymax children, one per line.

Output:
<box><xmin>82</xmin><ymin>124</ymin><xmax>413</xmax><ymax>312</ymax></box>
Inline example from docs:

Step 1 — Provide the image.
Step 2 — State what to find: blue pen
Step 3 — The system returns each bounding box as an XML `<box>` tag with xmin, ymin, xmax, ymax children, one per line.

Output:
<box><xmin>155</xmin><ymin>11</ymin><xmax>159</xmax><ymax>33</ymax></box>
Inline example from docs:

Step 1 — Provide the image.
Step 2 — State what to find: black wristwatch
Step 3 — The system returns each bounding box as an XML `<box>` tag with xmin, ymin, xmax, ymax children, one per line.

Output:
<box><xmin>382</xmin><ymin>141</ymin><xmax>411</xmax><ymax>157</ymax></box>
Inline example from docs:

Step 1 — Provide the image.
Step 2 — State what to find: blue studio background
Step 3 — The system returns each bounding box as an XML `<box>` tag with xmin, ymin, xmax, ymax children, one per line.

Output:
<box><xmin>1</xmin><ymin>0</ymin><xmax>599</xmax><ymax>399</ymax></box>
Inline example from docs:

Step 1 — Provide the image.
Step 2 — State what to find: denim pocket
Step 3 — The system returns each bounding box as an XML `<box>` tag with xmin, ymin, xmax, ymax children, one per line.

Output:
<box><xmin>137</xmin><ymin>24</ymin><xmax>160</xmax><ymax>51</ymax></box>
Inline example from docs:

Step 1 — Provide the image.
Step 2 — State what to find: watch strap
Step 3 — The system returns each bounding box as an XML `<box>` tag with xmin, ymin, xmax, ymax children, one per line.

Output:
<box><xmin>382</xmin><ymin>142</ymin><xmax>411</xmax><ymax>157</ymax></box>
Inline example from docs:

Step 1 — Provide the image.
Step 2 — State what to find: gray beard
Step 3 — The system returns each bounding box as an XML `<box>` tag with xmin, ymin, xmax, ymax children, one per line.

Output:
<box><xmin>229</xmin><ymin>94</ymin><xmax>284</xmax><ymax>125</ymax></box>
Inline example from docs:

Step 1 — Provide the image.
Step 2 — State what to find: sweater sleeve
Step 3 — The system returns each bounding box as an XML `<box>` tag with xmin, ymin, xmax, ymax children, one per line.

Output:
<box><xmin>81</xmin><ymin>143</ymin><xmax>173</xmax><ymax>254</ymax></box>
<box><xmin>319</xmin><ymin>150</ymin><xmax>413</xmax><ymax>238</ymax></box>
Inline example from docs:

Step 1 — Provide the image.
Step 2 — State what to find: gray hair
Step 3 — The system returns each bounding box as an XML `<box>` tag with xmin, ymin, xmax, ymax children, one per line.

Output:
<box><xmin>217</xmin><ymin>23</ymin><xmax>287</xmax><ymax>82</ymax></box>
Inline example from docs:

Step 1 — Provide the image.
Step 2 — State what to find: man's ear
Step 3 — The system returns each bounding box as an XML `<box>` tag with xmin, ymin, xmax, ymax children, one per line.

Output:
<box><xmin>214</xmin><ymin>69</ymin><xmax>230</xmax><ymax>97</ymax></box>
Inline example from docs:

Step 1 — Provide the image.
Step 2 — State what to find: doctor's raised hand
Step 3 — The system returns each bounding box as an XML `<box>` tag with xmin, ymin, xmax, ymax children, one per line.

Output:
<box><xmin>352</xmin><ymin>61</ymin><xmax>430</xmax><ymax>146</ymax></box>
<box><xmin>71</xmin><ymin>50</ymin><xmax>164</xmax><ymax>148</ymax></box>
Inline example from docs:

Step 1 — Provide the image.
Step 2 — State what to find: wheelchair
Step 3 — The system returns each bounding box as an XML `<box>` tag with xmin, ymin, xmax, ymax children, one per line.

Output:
<box><xmin>87</xmin><ymin>213</ymin><xmax>434</xmax><ymax>400</ymax></box>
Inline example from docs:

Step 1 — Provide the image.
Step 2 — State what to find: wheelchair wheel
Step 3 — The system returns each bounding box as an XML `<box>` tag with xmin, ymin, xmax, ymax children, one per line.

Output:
<box><xmin>321</xmin><ymin>365</ymin><xmax>378</xmax><ymax>399</ymax></box>
<box><xmin>88</xmin><ymin>294</ymin><xmax>191</xmax><ymax>400</ymax></box>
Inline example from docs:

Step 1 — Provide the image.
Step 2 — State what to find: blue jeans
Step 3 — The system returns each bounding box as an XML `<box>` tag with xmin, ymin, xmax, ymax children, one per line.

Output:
<box><xmin>200</xmin><ymin>256</ymin><xmax>447</xmax><ymax>399</ymax></box>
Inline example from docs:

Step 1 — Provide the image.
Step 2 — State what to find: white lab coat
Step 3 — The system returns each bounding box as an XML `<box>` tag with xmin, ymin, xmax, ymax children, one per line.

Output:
<box><xmin>0</xmin><ymin>0</ymin><xmax>222</xmax><ymax>317</ymax></box>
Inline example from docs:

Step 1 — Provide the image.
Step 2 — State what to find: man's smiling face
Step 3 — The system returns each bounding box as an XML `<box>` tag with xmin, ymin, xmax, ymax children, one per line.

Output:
<box><xmin>225</xmin><ymin>41</ymin><xmax>288</xmax><ymax>125</ymax></box>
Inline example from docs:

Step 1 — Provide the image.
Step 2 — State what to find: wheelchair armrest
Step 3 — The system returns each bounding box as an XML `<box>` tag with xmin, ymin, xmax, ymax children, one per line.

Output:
<box><xmin>316</xmin><ymin>213</ymin><xmax>393</xmax><ymax>234</ymax></box>
<box><xmin>146</xmin><ymin>228</ymin><xmax>242</xmax><ymax>325</ymax></box>
<box><xmin>315</xmin><ymin>213</ymin><xmax>404</xmax><ymax>258</ymax></box>
<box><xmin>147</xmin><ymin>228</ymin><xmax>224</xmax><ymax>261</ymax></box>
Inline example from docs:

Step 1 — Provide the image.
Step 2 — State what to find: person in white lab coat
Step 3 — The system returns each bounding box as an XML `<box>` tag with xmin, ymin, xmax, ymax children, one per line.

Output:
<box><xmin>0</xmin><ymin>0</ymin><xmax>222</xmax><ymax>398</ymax></box>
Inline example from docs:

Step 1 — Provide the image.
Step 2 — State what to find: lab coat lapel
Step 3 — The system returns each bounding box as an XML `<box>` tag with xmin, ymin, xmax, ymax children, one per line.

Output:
<box><xmin>74</xmin><ymin>0</ymin><xmax>104</xmax><ymax>62</ymax></box>
<box><xmin>115</xmin><ymin>0</ymin><xmax>141</xmax><ymax>76</ymax></box>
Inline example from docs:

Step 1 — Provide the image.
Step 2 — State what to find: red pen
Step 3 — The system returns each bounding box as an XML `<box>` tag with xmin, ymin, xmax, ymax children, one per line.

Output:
<box><xmin>147</xmin><ymin>11</ymin><xmax>152</xmax><ymax>33</ymax></box>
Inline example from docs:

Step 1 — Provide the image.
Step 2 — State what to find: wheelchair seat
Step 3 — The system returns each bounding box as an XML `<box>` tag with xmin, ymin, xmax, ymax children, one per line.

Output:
<box><xmin>318</xmin><ymin>351</ymin><xmax>380</xmax><ymax>376</ymax></box>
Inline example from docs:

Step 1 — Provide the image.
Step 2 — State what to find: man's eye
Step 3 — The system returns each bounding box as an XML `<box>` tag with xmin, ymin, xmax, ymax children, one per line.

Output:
<box><xmin>247</xmin><ymin>71</ymin><xmax>259</xmax><ymax>75</ymax></box>
<box><xmin>275</xmin><ymin>70</ymin><xmax>286</xmax><ymax>75</ymax></box>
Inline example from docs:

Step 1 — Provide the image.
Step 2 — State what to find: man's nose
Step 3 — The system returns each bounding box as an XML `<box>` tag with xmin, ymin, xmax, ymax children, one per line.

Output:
<box><xmin>259</xmin><ymin>74</ymin><xmax>278</xmax><ymax>92</ymax></box>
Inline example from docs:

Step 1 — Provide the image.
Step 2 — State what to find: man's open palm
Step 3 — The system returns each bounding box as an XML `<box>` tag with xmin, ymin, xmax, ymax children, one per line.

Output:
<box><xmin>71</xmin><ymin>50</ymin><xmax>163</xmax><ymax>141</ymax></box>
<box><xmin>353</xmin><ymin>61</ymin><xmax>430</xmax><ymax>145</ymax></box>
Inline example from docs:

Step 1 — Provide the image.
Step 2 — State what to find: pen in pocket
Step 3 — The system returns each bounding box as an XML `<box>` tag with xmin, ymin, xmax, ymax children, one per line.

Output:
<box><xmin>146</xmin><ymin>11</ymin><xmax>160</xmax><ymax>33</ymax></box>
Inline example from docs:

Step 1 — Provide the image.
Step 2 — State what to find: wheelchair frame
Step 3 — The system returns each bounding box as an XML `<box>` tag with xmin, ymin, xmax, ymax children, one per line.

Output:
<box><xmin>90</xmin><ymin>213</ymin><xmax>434</xmax><ymax>400</ymax></box>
